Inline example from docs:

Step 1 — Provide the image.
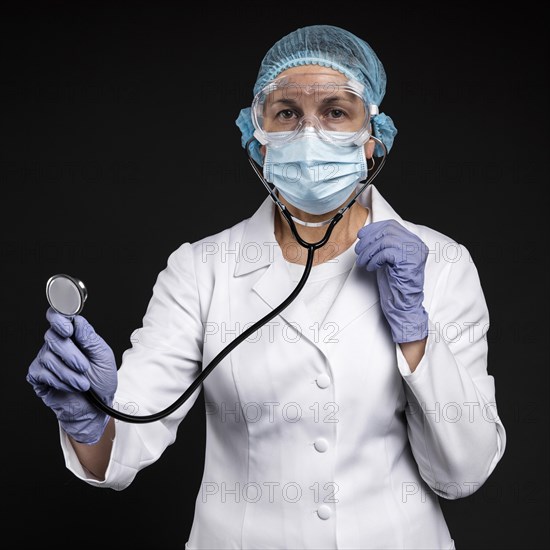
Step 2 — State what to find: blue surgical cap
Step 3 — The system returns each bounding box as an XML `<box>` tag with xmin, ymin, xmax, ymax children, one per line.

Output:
<box><xmin>236</xmin><ymin>24</ymin><xmax>398</xmax><ymax>165</ymax></box>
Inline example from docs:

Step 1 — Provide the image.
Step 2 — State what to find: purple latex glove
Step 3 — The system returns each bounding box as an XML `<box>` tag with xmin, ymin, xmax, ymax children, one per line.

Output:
<box><xmin>26</xmin><ymin>307</ymin><xmax>118</xmax><ymax>444</ymax></box>
<box><xmin>355</xmin><ymin>219</ymin><xmax>429</xmax><ymax>343</ymax></box>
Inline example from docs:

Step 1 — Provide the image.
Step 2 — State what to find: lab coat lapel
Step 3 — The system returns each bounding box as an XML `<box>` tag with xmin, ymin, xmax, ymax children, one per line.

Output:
<box><xmin>316</xmin><ymin>264</ymin><xmax>379</xmax><ymax>357</ymax></box>
<box><xmin>252</xmin><ymin>257</ymin><xmax>316</xmax><ymax>346</ymax></box>
<box><xmin>317</xmin><ymin>184</ymin><xmax>408</xmax><ymax>355</ymax></box>
<box><xmin>233</xmin><ymin>195</ymin><xmax>317</xmax><ymax>348</ymax></box>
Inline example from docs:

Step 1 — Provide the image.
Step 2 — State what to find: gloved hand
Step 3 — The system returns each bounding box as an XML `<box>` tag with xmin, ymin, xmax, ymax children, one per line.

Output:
<box><xmin>355</xmin><ymin>219</ymin><xmax>429</xmax><ymax>343</ymax></box>
<box><xmin>26</xmin><ymin>307</ymin><xmax>118</xmax><ymax>444</ymax></box>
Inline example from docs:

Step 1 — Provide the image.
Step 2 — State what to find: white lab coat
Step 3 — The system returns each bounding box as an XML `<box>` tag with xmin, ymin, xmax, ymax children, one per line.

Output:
<box><xmin>60</xmin><ymin>184</ymin><xmax>506</xmax><ymax>549</ymax></box>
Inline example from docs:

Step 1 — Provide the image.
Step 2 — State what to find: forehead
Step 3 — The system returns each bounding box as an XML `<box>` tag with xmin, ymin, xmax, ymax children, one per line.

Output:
<box><xmin>272</xmin><ymin>66</ymin><xmax>349</xmax><ymax>88</ymax></box>
<box><xmin>260</xmin><ymin>65</ymin><xmax>367</xmax><ymax>106</ymax></box>
<box><xmin>276</xmin><ymin>65</ymin><xmax>348</xmax><ymax>79</ymax></box>
<box><xmin>261</xmin><ymin>72</ymin><xmax>363</xmax><ymax>108</ymax></box>
<box><xmin>264</xmin><ymin>77</ymin><xmax>359</xmax><ymax>107</ymax></box>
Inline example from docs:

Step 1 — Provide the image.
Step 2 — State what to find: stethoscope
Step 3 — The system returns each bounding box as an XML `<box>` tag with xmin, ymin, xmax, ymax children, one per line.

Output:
<box><xmin>45</xmin><ymin>134</ymin><xmax>387</xmax><ymax>424</ymax></box>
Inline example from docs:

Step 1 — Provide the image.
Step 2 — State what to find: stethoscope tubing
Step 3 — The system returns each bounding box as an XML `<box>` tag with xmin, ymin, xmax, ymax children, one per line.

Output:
<box><xmin>86</xmin><ymin>135</ymin><xmax>387</xmax><ymax>423</ymax></box>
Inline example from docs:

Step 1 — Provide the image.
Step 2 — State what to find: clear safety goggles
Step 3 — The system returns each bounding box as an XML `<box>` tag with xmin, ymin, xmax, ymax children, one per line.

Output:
<box><xmin>251</xmin><ymin>72</ymin><xmax>378</xmax><ymax>147</ymax></box>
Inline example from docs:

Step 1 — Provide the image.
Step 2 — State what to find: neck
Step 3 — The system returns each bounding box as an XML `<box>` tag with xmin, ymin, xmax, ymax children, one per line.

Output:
<box><xmin>274</xmin><ymin>193</ymin><xmax>368</xmax><ymax>266</ymax></box>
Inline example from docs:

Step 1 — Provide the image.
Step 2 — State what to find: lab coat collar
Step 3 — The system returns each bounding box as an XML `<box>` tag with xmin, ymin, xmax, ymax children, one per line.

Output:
<box><xmin>233</xmin><ymin>184</ymin><xmax>404</xmax><ymax>277</ymax></box>
<box><xmin>233</xmin><ymin>184</ymin><xmax>405</xmax><ymax>351</ymax></box>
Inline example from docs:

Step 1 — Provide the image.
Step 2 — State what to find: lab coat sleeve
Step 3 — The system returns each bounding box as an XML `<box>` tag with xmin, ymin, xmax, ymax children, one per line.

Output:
<box><xmin>59</xmin><ymin>242</ymin><xmax>204</xmax><ymax>490</ymax></box>
<box><xmin>395</xmin><ymin>243</ymin><xmax>507</xmax><ymax>500</ymax></box>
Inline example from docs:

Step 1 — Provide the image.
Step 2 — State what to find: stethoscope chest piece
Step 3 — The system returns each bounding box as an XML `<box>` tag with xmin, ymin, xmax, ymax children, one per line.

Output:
<box><xmin>46</xmin><ymin>274</ymin><xmax>88</xmax><ymax>316</ymax></box>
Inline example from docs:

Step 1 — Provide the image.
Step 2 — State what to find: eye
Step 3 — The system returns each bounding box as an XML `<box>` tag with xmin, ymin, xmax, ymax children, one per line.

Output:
<box><xmin>328</xmin><ymin>109</ymin><xmax>346</xmax><ymax>119</ymax></box>
<box><xmin>277</xmin><ymin>109</ymin><xmax>298</xmax><ymax>120</ymax></box>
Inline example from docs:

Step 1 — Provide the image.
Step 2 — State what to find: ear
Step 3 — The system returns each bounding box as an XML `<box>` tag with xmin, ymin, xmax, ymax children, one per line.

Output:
<box><xmin>365</xmin><ymin>139</ymin><xmax>375</xmax><ymax>160</ymax></box>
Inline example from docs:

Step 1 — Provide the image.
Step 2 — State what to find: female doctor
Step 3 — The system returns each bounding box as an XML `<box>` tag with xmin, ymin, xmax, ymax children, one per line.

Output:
<box><xmin>26</xmin><ymin>25</ymin><xmax>506</xmax><ymax>550</ymax></box>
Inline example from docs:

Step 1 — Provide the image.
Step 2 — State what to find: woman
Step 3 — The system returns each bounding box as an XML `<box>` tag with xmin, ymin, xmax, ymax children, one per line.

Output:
<box><xmin>27</xmin><ymin>25</ymin><xmax>506</xmax><ymax>549</ymax></box>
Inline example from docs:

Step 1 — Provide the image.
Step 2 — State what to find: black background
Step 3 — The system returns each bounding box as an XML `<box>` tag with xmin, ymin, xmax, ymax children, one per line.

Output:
<box><xmin>2</xmin><ymin>1</ymin><xmax>548</xmax><ymax>548</ymax></box>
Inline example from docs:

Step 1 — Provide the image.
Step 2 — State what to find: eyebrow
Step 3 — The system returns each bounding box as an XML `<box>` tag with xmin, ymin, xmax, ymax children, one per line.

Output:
<box><xmin>321</xmin><ymin>95</ymin><xmax>357</xmax><ymax>104</ymax></box>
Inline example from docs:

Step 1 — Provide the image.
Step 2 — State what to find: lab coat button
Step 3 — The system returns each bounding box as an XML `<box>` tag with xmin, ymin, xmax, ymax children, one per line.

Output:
<box><xmin>314</xmin><ymin>437</ymin><xmax>329</xmax><ymax>453</ymax></box>
<box><xmin>317</xmin><ymin>504</ymin><xmax>332</xmax><ymax>520</ymax></box>
<box><xmin>316</xmin><ymin>374</ymin><xmax>331</xmax><ymax>389</ymax></box>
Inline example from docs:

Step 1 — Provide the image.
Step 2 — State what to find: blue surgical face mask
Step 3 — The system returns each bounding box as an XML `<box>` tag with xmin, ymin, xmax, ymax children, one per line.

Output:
<box><xmin>263</xmin><ymin>129</ymin><xmax>368</xmax><ymax>215</ymax></box>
